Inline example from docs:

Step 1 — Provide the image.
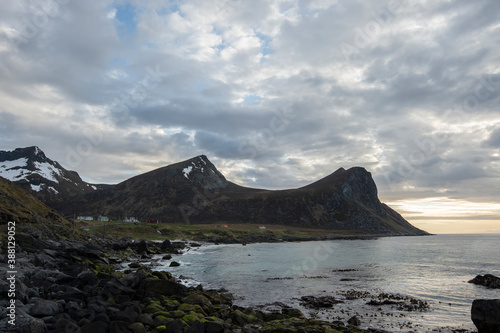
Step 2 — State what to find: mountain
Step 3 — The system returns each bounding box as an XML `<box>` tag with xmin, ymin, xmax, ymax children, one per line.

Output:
<box><xmin>51</xmin><ymin>154</ymin><xmax>427</xmax><ymax>235</ymax></box>
<box><xmin>0</xmin><ymin>146</ymin><xmax>104</xmax><ymax>203</ymax></box>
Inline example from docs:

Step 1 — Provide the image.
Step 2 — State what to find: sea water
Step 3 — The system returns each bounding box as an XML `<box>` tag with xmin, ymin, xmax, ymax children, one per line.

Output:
<box><xmin>157</xmin><ymin>234</ymin><xmax>500</xmax><ymax>332</ymax></box>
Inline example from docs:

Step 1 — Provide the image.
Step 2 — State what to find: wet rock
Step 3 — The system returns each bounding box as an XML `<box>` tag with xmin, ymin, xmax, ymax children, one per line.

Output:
<box><xmin>169</xmin><ymin>261</ymin><xmax>181</xmax><ymax>267</ymax></box>
<box><xmin>160</xmin><ymin>239</ymin><xmax>174</xmax><ymax>251</ymax></box>
<box><xmin>469</xmin><ymin>274</ymin><xmax>500</xmax><ymax>289</ymax></box>
<box><xmin>281</xmin><ymin>308</ymin><xmax>306</xmax><ymax>319</ymax></box>
<box><xmin>471</xmin><ymin>299</ymin><xmax>500</xmax><ymax>333</ymax></box>
<box><xmin>348</xmin><ymin>315</ymin><xmax>361</xmax><ymax>326</ymax></box>
<box><xmin>299</xmin><ymin>295</ymin><xmax>343</xmax><ymax>308</ymax></box>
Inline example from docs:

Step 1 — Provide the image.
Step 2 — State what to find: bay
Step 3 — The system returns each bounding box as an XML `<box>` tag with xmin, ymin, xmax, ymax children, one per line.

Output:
<box><xmin>157</xmin><ymin>234</ymin><xmax>500</xmax><ymax>332</ymax></box>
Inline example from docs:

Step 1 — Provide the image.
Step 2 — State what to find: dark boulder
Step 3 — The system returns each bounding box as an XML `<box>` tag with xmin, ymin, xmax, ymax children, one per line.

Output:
<box><xmin>81</xmin><ymin>320</ymin><xmax>110</xmax><ymax>333</ymax></box>
<box><xmin>10</xmin><ymin>314</ymin><xmax>47</xmax><ymax>333</ymax></box>
<box><xmin>348</xmin><ymin>315</ymin><xmax>361</xmax><ymax>326</ymax></box>
<box><xmin>136</xmin><ymin>239</ymin><xmax>151</xmax><ymax>254</ymax></box>
<box><xmin>137</xmin><ymin>279</ymin><xmax>188</xmax><ymax>298</ymax></box>
<box><xmin>160</xmin><ymin>239</ymin><xmax>174</xmax><ymax>251</ymax></box>
<box><xmin>469</xmin><ymin>274</ymin><xmax>500</xmax><ymax>289</ymax></box>
<box><xmin>472</xmin><ymin>299</ymin><xmax>500</xmax><ymax>333</ymax></box>
<box><xmin>29</xmin><ymin>298</ymin><xmax>62</xmax><ymax>317</ymax></box>
<box><xmin>299</xmin><ymin>295</ymin><xmax>343</xmax><ymax>308</ymax></box>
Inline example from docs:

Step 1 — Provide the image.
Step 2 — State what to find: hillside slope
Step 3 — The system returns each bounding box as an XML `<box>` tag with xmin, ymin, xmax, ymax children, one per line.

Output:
<box><xmin>0</xmin><ymin>176</ymin><xmax>67</xmax><ymax>226</ymax></box>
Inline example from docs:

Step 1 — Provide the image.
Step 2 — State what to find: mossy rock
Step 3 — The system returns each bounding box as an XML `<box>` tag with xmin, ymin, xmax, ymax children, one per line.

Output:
<box><xmin>155</xmin><ymin>325</ymin><xmax>166</xmax><ymax>332</ymax></box>
<box><xmin>201</xmin><ymin>316</ymin><xmax>224</xmax><ymax>324</ymax></box>
<box><xmin>231</xmin><ymin>309</ymin><xmax>261</xmax><ymax>326</ymax></box>
<box><xmin>167</xmin><ymin>310</ymin><xmax>186</xmax><ymax>319</ymax></box>
<box><xmin>183</xmin><ymin>294</ymin><xmax>214</xmax><ymax>314</ymax></box>
<box><xmin>152</xmin><ymin>271</ymin><xmax>171</xmax><ymax>280</ymax></box>
<box><xmin>161</xmin><ymin>297</ymin><xmax>180</xmax><ymax>311</ymax></box>
<box><xmin>155</xmin><ymin>315</ymin><xmax>168</xmax><ymax>323</ymax></box>
<box><xmin>145</xmin><ymin>302</ymin><xmax>165</xmax><ymax>314</ymax></box>
<box><xmin>181</xmin><ymin>312</ymin><xmax>204</xmax><ymax>326</ymax></box>
<box><xmin>178</xmin><ymin>303</ymin><xmax>206</xmax><ymax>315</ymax></box>
<box><xmin>281</xmin><ymin>308</ymin><xmax>306</xmax><ymax>319</ymax></box>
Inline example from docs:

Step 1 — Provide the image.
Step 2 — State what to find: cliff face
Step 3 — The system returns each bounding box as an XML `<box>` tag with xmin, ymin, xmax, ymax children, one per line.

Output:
<box><xmin>47</xmin><ymin>154</ymin><xmax>427</xmax><ymax>236</ymax></box>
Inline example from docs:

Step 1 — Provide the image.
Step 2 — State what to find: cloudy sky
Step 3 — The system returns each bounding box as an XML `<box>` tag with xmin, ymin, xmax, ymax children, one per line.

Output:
<box><xmin>1</xmin><ymin>0</ymin><xmax>499</xmax><ymax>233</ymax></box>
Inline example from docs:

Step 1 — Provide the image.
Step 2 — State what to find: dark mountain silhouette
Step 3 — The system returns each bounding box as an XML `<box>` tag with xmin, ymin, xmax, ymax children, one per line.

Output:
<box><xmin>43</xmin><ymin>153</ymin><xmax>427</xmax><ymax>236</ymax></box>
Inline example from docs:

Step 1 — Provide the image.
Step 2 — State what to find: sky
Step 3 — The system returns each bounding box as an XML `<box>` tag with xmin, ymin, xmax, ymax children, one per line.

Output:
<box><xmin>1</xmin><ymin>0</ymin><xmax>499</xmax><ymax>234</ymax></box>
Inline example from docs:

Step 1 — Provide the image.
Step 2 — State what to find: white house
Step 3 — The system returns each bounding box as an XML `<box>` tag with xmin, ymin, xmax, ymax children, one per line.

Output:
<box><xmin>77</xmin><ymin>216</ymin><xmax>93</xmax><ymax>221</ymax></box>
<box><xmin>125</xmin><ymin>217</ymin><xmax>139</xmax><ymax>223</ymax></box>
<box><xmin>98</xmin><ymin>215</ymin><xmax>109</xmax><ymax>222</ymax></box>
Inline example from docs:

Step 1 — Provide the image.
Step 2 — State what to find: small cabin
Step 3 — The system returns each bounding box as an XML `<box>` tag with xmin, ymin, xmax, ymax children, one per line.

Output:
<box><xmin>125</xmin><ymin>217</ymin><xmax>139</xmax><ymax>223</ymax></box>
<box><xmin>77</xmin><ymin>216</ymin><xmax>93</xmax><ymax>221</ymax></box>
<box><xmin>98</xmin><ymin>215</ymin><xmax>109</xmax><ymax>222</ymax></box>
<box><xmin>147</xmin><ymin>219</ymin><xmax>159</xmax><ymax>224</ymax></box>
<box><xmin>258</xmin><ymin>226</ymin><xmax>266</xmax><ymax>230</ymax></box>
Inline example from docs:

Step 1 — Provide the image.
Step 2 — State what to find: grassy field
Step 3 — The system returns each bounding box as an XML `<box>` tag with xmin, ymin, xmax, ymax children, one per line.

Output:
<box><xmin>76</xmin><ymin>220</ymin><xmax>365</xmax><ymax>242</ymax></box>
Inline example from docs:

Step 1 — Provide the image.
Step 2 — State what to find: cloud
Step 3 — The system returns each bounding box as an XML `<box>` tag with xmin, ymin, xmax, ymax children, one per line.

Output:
<box><xmin>1</xmin><ymin>0</ymin><xmax>500</xmax><ymax>231</ymax></box>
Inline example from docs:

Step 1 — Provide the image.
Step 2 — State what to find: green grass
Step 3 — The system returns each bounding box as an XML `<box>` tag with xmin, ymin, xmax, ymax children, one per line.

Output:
<box><xmin>77</xmin><ymin>220</ymin><xmax>365</xmax><ymax>241</ymax></box>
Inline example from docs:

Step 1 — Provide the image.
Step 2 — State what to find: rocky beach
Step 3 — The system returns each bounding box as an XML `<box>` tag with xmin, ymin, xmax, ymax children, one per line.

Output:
<box><xmin>0</xmin><ymin>224</ymin><xmax>383</xmax><ymax>333</ymax></box>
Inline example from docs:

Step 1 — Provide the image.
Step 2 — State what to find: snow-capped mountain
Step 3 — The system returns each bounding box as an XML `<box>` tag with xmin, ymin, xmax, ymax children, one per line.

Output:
<box><xmin>0</xmin><ymin>146</ymin><xmax>101</xmax><ymax>203</ymax></box>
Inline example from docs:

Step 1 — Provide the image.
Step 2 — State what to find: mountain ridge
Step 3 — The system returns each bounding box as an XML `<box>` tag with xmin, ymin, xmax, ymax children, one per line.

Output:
<box><xmin>0</xmin><ymin>147</ymin><xmax>428</xmax><ymax>235</ymax></box>
<box><xmin>0</xmin><ymin>146</ymin><xmax>107</xmax><ymax>202</ymax></box>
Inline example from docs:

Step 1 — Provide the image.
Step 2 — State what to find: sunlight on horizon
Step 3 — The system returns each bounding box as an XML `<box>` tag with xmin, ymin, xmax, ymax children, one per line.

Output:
<box><xmin>386</xmin><ymin>197</ymin><xmax>500</xmax><ymax>234</ymax></box>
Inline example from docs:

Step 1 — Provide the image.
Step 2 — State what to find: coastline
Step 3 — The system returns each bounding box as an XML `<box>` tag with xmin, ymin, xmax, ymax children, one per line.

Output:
<box><xmin>0</xmin><ymin>226</ymin><xmax>376</xmax><ymax>333</ymax></box>
<box><xmin>165</xmin><ymin>237</ymin><xmax>484</xmax><ymax>333</ymax></box>
<box><xmin>2</xmin><ymin>223</ymin><xmax>484</xmax><ymax>333</ymax></box>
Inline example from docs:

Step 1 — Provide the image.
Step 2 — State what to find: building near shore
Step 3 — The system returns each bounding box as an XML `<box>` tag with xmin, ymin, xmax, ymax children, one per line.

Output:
<box><xmin>77</xmin><ymin>216</ymin><xmax>93</xmax><ymax>221</ymax></box>
<box><xmin>98</xmin><ymin>215</ymin><xmax>109</xmax><ymax>222</ymax></box>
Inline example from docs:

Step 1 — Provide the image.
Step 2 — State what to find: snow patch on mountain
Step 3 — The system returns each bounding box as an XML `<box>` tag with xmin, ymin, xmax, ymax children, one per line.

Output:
<box><xmin>31</xmin><ymin>184</ymin><xmax>43</xmax><ymax>192</ymax></box>
<box><xmin>0</xmin><ymin>158</ymin><xmax>29</xmax><ymax>181</ymax></box>
<box><xmin>34</xmin><ymin>161</ymin><xmax>64</xmax><ymax>183</ymax></box>
<box><xmin>183</xmin><ymin>166</ymin><xmax>193</xmax><ymax>179</ymax></box>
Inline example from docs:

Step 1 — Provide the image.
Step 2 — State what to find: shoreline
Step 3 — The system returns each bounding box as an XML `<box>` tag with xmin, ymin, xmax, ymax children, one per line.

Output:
<box><xmin>165</xmin><ymin>238</ymin><xmax>479</xmax><ymax>333</ymax></box>
<box><xmin>1</xmin><ymin>224</ymin><xmax>482</xmax><ymax>333</ymax></box>
<box><xmin>0</xmin><ymin>226</ymin><xmax>376</xmax><ymax>333</ymax></box>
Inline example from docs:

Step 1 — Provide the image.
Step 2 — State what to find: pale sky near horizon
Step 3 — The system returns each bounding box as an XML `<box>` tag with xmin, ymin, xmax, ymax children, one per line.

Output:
<box><xmin>1</xmin><ymin>0</ymin><xmax>499</xmax><ymax>234</ymax></box>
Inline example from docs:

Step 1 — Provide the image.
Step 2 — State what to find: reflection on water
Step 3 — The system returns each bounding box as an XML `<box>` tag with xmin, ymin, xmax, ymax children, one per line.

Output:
<box><xmin>159</xmin><ymin>234</ymin><xmax>500</xmax><ymax>332</ymax></box>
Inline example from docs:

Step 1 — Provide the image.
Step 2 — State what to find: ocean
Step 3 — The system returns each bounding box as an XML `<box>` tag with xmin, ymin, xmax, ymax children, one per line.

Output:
<box><xmin>154</xmin><ymin>234</ymin><xmax>500</xmax><ymax>332</ymax></box>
